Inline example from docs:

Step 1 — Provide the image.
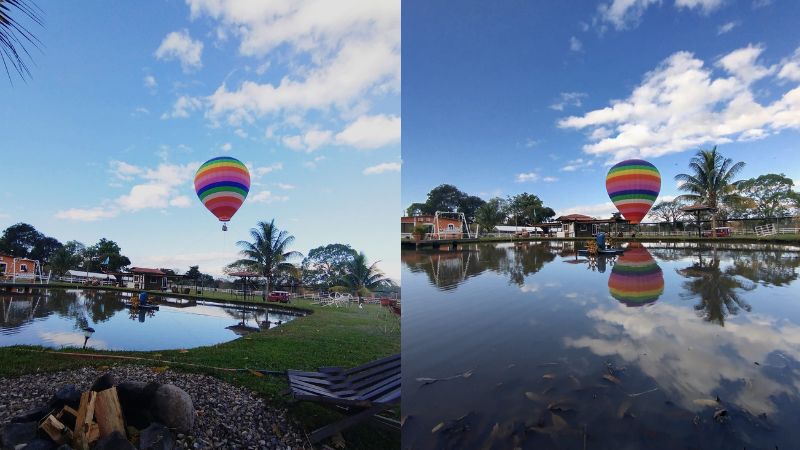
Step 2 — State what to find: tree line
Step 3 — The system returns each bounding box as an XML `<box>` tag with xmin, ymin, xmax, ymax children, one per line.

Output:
<box><xmin>406</xmin><ymin>184</ymin><xmax>557</xmax><ymax>233</ymax></box>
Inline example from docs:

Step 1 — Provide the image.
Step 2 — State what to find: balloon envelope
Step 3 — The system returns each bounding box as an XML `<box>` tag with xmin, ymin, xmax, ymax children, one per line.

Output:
<box><xmin>605</xmin><ymin>159</ymin><xmax>661</xmax><ymax>224</ymax></box>
<box><xmin>608</xmin><ymin>243</ymin><xmax>664</xmax><ymax>306</ymax></box>
<box><xmin>194</xmin><ymin>156</ymin><xmax>250</xmax><ymax>223</ymax></box>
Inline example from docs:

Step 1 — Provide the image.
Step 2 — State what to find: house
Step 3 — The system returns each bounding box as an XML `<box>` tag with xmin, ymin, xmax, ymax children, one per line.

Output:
<box><xmin>556</xmin><ymin>214</ymin><xmax>627</xmax><ymax>238</ymax></box>
<box><xmin>0</xmin><ymin>254</ymin><xmax>38</xmax><ymax>281</ymax></box>
<box><xmin>127</xmin><ymin>267</ymin><xmax>168</xmax><ymax>290</ymax></box>
<box><xmin>401</xmin><ymin>214</ymin><xmax>465</xmax><ymax>239</ymax></box>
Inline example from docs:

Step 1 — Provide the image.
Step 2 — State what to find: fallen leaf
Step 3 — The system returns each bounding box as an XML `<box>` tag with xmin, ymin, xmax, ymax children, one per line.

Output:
<box><xmin>462</xmin><ymin>370</ymin><xmax>473</xmax><ymax>379</ymax></box>
<box><xmin>692</xmin><ymin>399</ymin><xmax>719</xmax><ymax>407</ymax></box>
<box><xmin>602</xmin><ymin>374</ymin><xmax>621</xmax><ymax>385</ymax></box>
<box><xmin>551</xmin><ymin>413</ymin><xmax>568</xmax><ymax>430</ymax></box>
<box><xmin>151</xmin><ymin>366</ymin><xmax>168</xmax><ymax>374</ymax></box>
<box><xmin>431</xmin><ymin>422</ymin><xmax>444</xmax><ymax>433</ymax></box>
<box><xmin>542</xmin><ymin>373</ymin><xmax>556</xmax><ymax>380</ymax></box>
<box><xmin>272</xmin><ymin>423</ymin><xmax>283</xmax><ymax>438</ymax></box>
<box><xmin>548</xmin><ymin>401</ymin><xmax>575</xmax><ymax>412</ymax></box>
<box><xmin>249</xmin><ymin>369</ymin><xmax>264</xmax><ymax>377</ymax></box>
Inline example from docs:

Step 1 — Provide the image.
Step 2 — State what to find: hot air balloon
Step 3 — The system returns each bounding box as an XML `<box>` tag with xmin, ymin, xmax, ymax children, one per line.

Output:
<box><xmin>605</xmin><ymin>159</ymin><xmax>661</xmax><ymax>225</ymax></box>
<box><xmin>194</xmin><ymin>156</ymin><xmax>250</xmax><ymax>231</ymax></box>
<box><xmin>608</xmin><ymin>243</ymin><xmax>664</xmax><ymax>306</ymax></box>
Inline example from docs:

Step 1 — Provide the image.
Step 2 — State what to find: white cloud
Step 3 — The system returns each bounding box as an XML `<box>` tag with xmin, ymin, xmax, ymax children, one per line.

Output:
<box><xmin>234</xmin><ymin>128</ymin><xmax>248</xmax><ymax>138</ymax></box>
<box><xmin>250</xmin><ymin>190</ymin><xmax>289</xmax><ymax>203</ymax></box>
<box><xmin>162</xmin><ymin>96</ymin><xmax>203</xmax><ymax>119</ymax></box>
<box><xmin>189</xmin><ymin>1</ymin><xmax>399</xmax><ymax>125</ymax></box>
<box><xmin>752</xmin><ymin>0</ymin><xmax>772</xmax><ymax>8</ymax></box>
<box><xmin>363</xmin><ymin>162</ymin><xmax>400</xmax><ymax>175</ymax></box>
<box><xmin>169</xmin><ymin>196</ymin><xmax>192</xmax><ymax>207</ymax></box>
<box><xmin>55</xmin><ymin>207</ymin><xmax>119</xmax><ymax>222</ymax></box>
<box><xmin>542</xmin><ymin>176</ymin><xmax>559</xmax><ymax>182</ymax></box>
<box><xmin>557</xmin><ymin>201</ymin><xmax>618</xmax><ymax>218</ymax></box>
<box><xmin>132</xmin><ymin>107</ymin><xmax>150</xmax><ymax>116</ymax></box>
<box><xmin>275</xmin><ymin>183</ymin><xmax>295</xmax><ymax>190</ymax></box>
<box><xmin>524</xmin><ymin>138</ymin><xmax>539</xmax><ymax>148</ymax></box>
<box><xmin>154</xmin><ymin>29</ymin><xmax>203</xmax><ymax>72</ymax></box>
<box><xmin>282</xmin><ymin>129</ymin><xmax>333</xmax><ymax>152</ymax></box>
<box><xmin>252</xmin><ymin>162</ymin><xmax>283</xmax><ymax>177</ymax></box>
<box><xmin>334</xmin><ymin>114</ymin><xmax>401</xmax><ymax>149</ymax></box>
<box><xmin>550</xmin><ymin>92</ymin><xmax>587</xmax><ymax>111</ymax></box>
<box><xmin>717</xmin><ymin>21</ymin><xmax>738</xmax><ymax>35</ymax></box>
<box><xmin>515</xmin><ymin>172</ymin><xmax>539</xmax><ymax>183</ymax></box>
<box><xmin>143</xmin><ymin>75</ymin><xmax>157</xmax><ymax>89</ymax></box>
<box><xmin>597</xmin><ymin>0</ymin><xmax>724</xmax><ymax>30</ymax></box>
<box><xmin>110</xmin><ymin>160</ymin><xmax>143</xmax><ymax>181</ymax></box>
<box><xmin>778</xmin><ymin>48</ymin><xmax>800</xmax><ymax>82</ymax></box>
<box><xmin>569</xmin><ymin>36</ymin><xmax>583</xmax><ymax>52</ymax></box>
<box><xmin>303</xmin><ymin>155</ymin><xmax>326</xmax><ymax>169</ymax></box>
<box><xmin>560</xmin><ymin>158</ymin><xmax>595</xmax><ymax>172</ymax></box>
<box><xmin>221</xmin><ymin>142</ymin><xmax>232</xmax><ymax>152</ymax></box>
<box><xmin>558</xmin><ymin>45</ymin><xmax>800</xmax><ymax>161</ymax></box>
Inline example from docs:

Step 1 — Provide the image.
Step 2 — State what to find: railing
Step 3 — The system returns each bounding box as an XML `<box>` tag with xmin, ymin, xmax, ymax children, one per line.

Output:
<box><xmin>779</xmin><ymin>228</ymin><xmax>800</xmax><ymax>234</ymax></box>
<box><xmin>755</xmin><ymin>224</ymin><xmax>777</xmax><ymax>237</ymax></box>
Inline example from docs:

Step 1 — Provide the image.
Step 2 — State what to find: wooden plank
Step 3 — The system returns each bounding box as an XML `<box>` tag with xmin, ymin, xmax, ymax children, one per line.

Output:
<box><xmin>72</xmin><ymin>391</ymin><xmax>97</xmax><ymax>450</ymax></box>
<box><xmin>39</xmin><ymin>414</ymin><xmax>72</xmax><ymax>445</ymax></box>
<box><xmin>94</xmin><ymin>387</ymin><xmax>125</xmax><ymax>438</ymax></box>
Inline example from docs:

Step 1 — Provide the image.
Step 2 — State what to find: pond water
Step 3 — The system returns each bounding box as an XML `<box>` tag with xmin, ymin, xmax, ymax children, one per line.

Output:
<box><xmin>402</xmin><ymin>241</ymin><xmax>800</xmax><ymax>449</ymax></box>
<box><xmin>0</xmin><ymin>289</ymin><xmax>301</xmax><ymax>351</ymax></box>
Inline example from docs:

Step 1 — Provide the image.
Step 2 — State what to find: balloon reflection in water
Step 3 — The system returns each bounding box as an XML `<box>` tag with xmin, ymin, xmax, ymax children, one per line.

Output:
<box><xmin>608</xmin><ymin>243</ymin><xmax>664</xmax><ymax>306</ymax></box>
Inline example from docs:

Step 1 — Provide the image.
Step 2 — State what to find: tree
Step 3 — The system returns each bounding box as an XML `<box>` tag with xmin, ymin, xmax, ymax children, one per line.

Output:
<box><xmin>425</xmin><ymin>184</ymin><xmax>465</xmax><ymax>213</ymax></box>
<box><xmin>0</xmin><ymin>0</ymin><xmax>43</xmax><ymax>83</ymax></box>
<box><xmin>475</xmin><ymin>198</ymin><xmax>507</xmax><ymax>233</ymax></box>
<box><xmin>406</xmin><ymin>202</ymin><xmax>428</xmax><ymax>216</ymax></box>
<box><xmin>0</xmin><ymin>223</ymin><xmax>62</xmax><ymax>262</ymax></box>
<box><xmin>507</xmin><ymin>193</ymin><xmax>547</xmax><ymax>225</ymax></box>
<box><xmin>301</xmin><ymin>244</ymin><xmax>358</xmax><ymax>289</ymax></box>
<box><xmin>736</xmin><ymin>173</ymin><xmax>799</xmax><ymax>218</ymax></box>
<box><xmin>228</xmin><ymin>220</ymin><xmax>303</xmax><ymax>296</ymax></box>
<box><xmin>334</xmin><ymin>252</ymin><xmax>393</xmax><ymax>302</ymax></box>
<box><xmin>185</xmin><ymin>265</ymin><xmax>201</xmax><ymax>281</ymax></box>
<box><xmin>674</xmin><ymin>146</ymin><xmax>745</xmax><ymax>237</ymax></box>
<box><xmin>457</xmin><ymin>195</ymin><xmax>486</xmax><ymax>223</ymax></box>
<box><xmin>84</xmin><ymin>238</ymin><xmax>131</xmax><ymax>272</ymax></box>
<box><xmin>649</xmin><ymin>199</ymin><xmax>685</xmax><ymax>224</ymax></box>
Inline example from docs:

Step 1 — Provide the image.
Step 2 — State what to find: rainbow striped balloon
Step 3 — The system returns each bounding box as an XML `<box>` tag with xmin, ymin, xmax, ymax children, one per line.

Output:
<box><xmin>608</xmin><ymin>243</ymin><xmax>664</xmax><ymax>306</ymax></box>
<box><xmin>605</xmin><ymin>159</ymin><xmax>661</xmax><ymax>224</ymax></box>
<box><xmin>194</xmin><ymin>156</ymin><xmax>250</xmax><ymax>225</ymax></box>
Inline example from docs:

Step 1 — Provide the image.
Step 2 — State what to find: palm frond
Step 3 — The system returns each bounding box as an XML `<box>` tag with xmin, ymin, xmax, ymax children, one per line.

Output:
<box><xmin>0</xmin><ymin>0</ymin><xmax>43</xmax><ymax>84</ymax></box>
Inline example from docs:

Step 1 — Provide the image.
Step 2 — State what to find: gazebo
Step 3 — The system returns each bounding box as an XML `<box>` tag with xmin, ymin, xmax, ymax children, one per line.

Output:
<box><xmin>680</xmin><ymin>204</ymin><xmax>718</xmax><ymax>237</ymax></box>
<box><xmin>228</xmin><ymin>271</ymin><xmax>262</xmax><ymax>301</ymax></box>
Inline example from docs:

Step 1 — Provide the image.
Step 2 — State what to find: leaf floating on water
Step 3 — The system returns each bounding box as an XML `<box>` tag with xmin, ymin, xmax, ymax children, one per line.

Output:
<box><xmin>525</xmin><ymin>392</ymin><xmax>541</xmax><ymax>402</ymax></box>
<box><xmin>417</xmin><ymin>377</ymin><xmax>439</xmax><ymax>385</ymax></box>
<box><xmin>548</xmin><ymin>401</ymin><xmax>575</xmax><ymax>412</ymax></box>
<box><xmin>627</xmin><ymin>387</ymin><xmax>659</xmax><ymax>398</ymax></box>
<box><xmin>713</xmin><ymin>408</ymin><xmax>728</xmax><ymax>423</ymax></box>
<box><xmin>431</xmin><ymin>422</ymin><xmax>445</xmax><ymax>433</ymax></box>
<box><xmin>692</xmin><ymin>399</ymin><xmax>719</xmax><ymax>407</ymax></box>
<box><xmin>538</xmin><ymin>362</ymin><xmax>561</xmax><ymax>367</ymax></box>
<box><xmin>417</xmin><ymin>369</ymin><xmax>475</xmax><ymax>386</ymax></box>
<box><xmin>508</xmin><ymin>363</ymin><xmax>516</xmax><ymax>369</ymax></box>
<box><xmin>462</xmin><ymin>369</ymin><xmax>473</xmax><ymax>379</ymax></box>
<box><xmin>617</xmin><ymin>400</ymin><xmax>632</xmax><ymax>418</ymax></box>
<box><xmin>602</xmin><ymin>374</ymin><xmax>621</xmax><ymax>385</ymax></box>
<box><xmin>543</xmin><ymin>373</ymin><xmax>556</xmax><ymax>380</ymax></box>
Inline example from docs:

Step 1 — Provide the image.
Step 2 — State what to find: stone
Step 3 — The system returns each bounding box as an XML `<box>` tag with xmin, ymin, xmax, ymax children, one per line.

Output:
<box><xmin>0</xmin><ymin>422</ymin><xmax>38</xmax><ymax>449</ymax></box>
<box><xmin>94</xmin><ymin>431</ymin><xmax>136</xmax><ymax>450</ymax></box>
<box><xmin>151</xmin><ymin>385</ymin><xmax>194</xmax><ymax>433</ymax></box>
<box><xmin>10</xmin><ymin>406</ymin><xmax>51</xmax><ymax>424</ymax></box>
<box><xmin>48</xmin><ymin>385</ymin><xmax>81</xmax><ymax>410</ymax></box>
<box><xmin>19</xmin><ymin>438</ymin><xmax>57</xmax><ymax>450</ymax></box>
<box><xmin>118</xmin><ymin>381</ymin><xmax>154</xmax><ymax>429</ymax></box>
<box><xmin>139</xmin><ymin>422</ymin><xmax>175</xmax><ymax>450</ymax></box>
<box><xmin>91</xmin><ymin>372</ymin><xmax>116</xmax><ymax>392</ymax></box>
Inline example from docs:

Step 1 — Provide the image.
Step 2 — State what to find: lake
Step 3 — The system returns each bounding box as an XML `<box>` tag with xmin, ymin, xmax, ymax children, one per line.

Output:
<box><xmin>402</xmin><ymin>241</ymin><xmax>800</xmax><ymax>449</ymax></box>
<box><xmin>0</xmin><ymin>289</ymin><xmax>301</xmax><ymax>351</ymax></box>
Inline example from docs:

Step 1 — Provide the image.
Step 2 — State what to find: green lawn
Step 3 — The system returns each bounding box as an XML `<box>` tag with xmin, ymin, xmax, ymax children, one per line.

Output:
<box><xmin>0</xmin><ymin>296</ymin><xmax>401</xmax><ymax>449</ymax></box>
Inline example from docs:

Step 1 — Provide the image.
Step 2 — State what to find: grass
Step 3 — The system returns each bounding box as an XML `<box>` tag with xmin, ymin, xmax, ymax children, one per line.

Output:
<box><xmin>0</xmin><ymin>295</ymin><xmax>401</xmax><ymax>449</ymax></box>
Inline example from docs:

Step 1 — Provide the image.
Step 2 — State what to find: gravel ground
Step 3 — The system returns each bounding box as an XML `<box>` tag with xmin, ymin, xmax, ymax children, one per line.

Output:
<box><xmin>0</xmin><ymin>365</ymin><xmax>311</xmax><ymax>450</ymax></box>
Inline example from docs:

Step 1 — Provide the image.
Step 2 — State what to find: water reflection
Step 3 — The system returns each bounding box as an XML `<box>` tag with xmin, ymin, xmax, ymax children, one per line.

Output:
<box><xmin>0</xmin><ymin>289</ymin><xmax>300</xmax><ymax>350</ymax></box>
<box><xmin>402</xmin><ymin>242</ymin><xmax>800</xmax><ymax>449</ymax></box>
<box><xmin>608</xmin><ymin>243</ymin><xmax>664</xmax><ymax>307</ymax></box>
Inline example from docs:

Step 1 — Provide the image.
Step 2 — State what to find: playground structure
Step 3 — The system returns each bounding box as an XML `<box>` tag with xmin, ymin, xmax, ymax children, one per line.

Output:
<box><xmin>0</xmin><ymin>255</ymin><xmax>51</xmax><ymax>287</ymax></box>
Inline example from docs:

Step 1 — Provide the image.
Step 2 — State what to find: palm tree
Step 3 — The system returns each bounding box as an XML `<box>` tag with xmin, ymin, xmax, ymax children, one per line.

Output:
<box><xmin>228</xmin><ymin>220</ymin><xmax>303</xmax><ymax>298</ymax></box>
<box><xmin>1</xmin><ymin>0</ymin><xmax>43</xmax><ymax>83</ymax></box>
<box><xmin>674</xmin><ymin>146</ymin><xmax>745</xmax><ymax>237</ymax></box>
<box><xmin>336</xmin><ymin>252</ymin><xmax>393</xmax><ymax>303</ymax></box>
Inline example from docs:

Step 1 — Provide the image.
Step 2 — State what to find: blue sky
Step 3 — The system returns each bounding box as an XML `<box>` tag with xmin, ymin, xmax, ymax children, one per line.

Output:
<box><xmin>403</xmin><ymin>0</ymin><xmax>800</xmax><ymax>218</ymax></box>
<box><xmin>0</xmin><ymin>1</ymin><xmax>400</xmax><ymax>279</ymax></box>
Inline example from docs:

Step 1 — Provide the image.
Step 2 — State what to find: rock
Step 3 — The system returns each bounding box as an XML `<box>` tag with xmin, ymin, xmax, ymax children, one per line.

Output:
<box><xmin>10</xmin><ymin>406</ymin><xmax>51</xmax><ymax>424</ymax></box>
<box><xmin>91</xmin><ymin>372</ymin><xmax>116</xmax><ymax>392</ymax></box>
<box><xmin>140</xmin><ymin>422</ymin><xmax>175</xmax><ymax>450</ymax></box>
<box><xmin>19</xmin><ymin>438</ymin><xmax>57</xmax><ymax>450</ymax></box>
<box><xmin>48</xmin><ymin>385</ymin><xmax>81</xmax><ymax>410</ymax></box>
<box><xmin>94</xmin><ymin>431</ymin><xmax>136</xmax><ymax>450</ymax></box>
<box><xmin>151</xmin><ymin>385</ymin><xmax>194</xmax><ymax>433</ymax></box>
<box><xmin>0</xmin><ymin>422</ymin><xmax>38</xmax><ymax>449</ymax></box>
<box><xmin>118</xmin><ymin>381</ymin><xmax>154</xmax><ymax>429</ymax></box>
